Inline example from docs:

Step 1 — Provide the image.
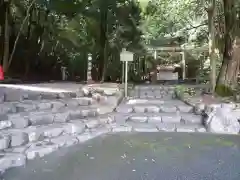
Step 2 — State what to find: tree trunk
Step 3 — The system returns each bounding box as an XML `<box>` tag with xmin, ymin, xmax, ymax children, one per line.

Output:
<box><xmin>7</xmin><ymin>0</ymin><xmax>36</xmax><ymax>71</ymax></box>
<box><xmin>207</xmin><ymin>0</ymin><xmax>216</xmax><ymax>91</ymax></box>
<box><xmin>216</xmin><ymin>0</ymin><xmax>238</xmax><ymax>88</ymax></box>
<box><xmin>99</xmin><ymin>3</ymin><xmax>108</xmax><ymax>82</ymax></box>
<box><xmin>3</xmin><ymin>1</ymin><xmax>9</xmax><ymax>73</ymax></box>
<box><xmin>0</xmin><ymin>0</ymin><xmax>5</xmax><ymax>64</ymax></box>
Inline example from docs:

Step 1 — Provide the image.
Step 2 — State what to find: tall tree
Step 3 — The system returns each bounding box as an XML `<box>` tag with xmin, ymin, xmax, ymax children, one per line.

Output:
<box><xmin>216</xmin><ymin>0</ymin><xmax>239</xmax><ymax>89</ymax></box>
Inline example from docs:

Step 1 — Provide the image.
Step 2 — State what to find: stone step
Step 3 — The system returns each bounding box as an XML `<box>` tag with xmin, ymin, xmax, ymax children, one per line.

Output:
<box><xmin>113</xmin><ymin>112</ymin><xmax>203</xmax><ymax>125</ymax></box>
<box><xmin>0</xmin><ymin>106</ymin><xmax>101</xmax><ymax>130</ymax></box>
<box><xmin>116</xmin><ymin>103</ymin><xmax>194</xmax><ymax>113</ymax></box>
<box><xmin>0</xmin><ymin>97</ymin><xmax>96</xmax><ymax>117</ymax></box>
<box><xmin>0</xmin><ymin>114</ymin><xmax>113</xmax><ymax>151</ymax></box>
<box><xmin>109</xmin><ymin>121</ymin><xmax>206</xmax><ymax>133</ymax></box>
<box><xmin>0</xmin><ymin>88</ymin><xmax>85</xmax><ymax>102</ymax></box>
<box><xmin>0</xmin><ymin>124</ymin><xmax>113</xmax><ymax>173</ymax></box>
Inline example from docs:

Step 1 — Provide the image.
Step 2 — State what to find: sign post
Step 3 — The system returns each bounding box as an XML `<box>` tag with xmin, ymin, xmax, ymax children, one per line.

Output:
<box><xmin>120</xmin><ymin>49</ymin><xmax>133</xmax><ymax>97</ymax></box>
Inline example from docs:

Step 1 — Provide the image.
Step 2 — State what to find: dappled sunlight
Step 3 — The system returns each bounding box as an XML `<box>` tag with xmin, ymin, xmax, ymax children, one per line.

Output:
<box><xmin>0</xmin><ymin>84</ymin><xmax>72</xmax><ymax>93</ymax></box>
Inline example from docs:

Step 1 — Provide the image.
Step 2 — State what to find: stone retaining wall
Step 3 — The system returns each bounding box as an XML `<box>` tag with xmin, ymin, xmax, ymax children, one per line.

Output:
<box><xmin>175</xmin><ymin>86</ymin><xmax>240</xmax><ymax>134</ymax></box>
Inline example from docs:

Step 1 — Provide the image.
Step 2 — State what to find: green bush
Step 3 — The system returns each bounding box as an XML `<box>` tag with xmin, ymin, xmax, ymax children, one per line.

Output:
<box><xmin>215</xmin><ymin>84</ymin><xmax>233</xmax><ymax>97</ymax></box>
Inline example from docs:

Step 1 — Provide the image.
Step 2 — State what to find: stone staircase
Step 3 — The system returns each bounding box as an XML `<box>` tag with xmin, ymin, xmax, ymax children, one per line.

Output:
<box><xmin>0</xmin><ymin>85</ymin><xmax>123</xmax><ymax>173</ymax></box>
<box><xmin>112</xmin><ymin>85</ymin><xmax>206</xmax><ymax>133</ymax></box>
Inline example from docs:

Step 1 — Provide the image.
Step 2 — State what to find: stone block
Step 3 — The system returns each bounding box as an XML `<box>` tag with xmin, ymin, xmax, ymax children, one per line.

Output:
<box><xmin>0</xmin><ymin>104</ymin><xmax>17</xmax><ymax>115</ymax></box>
<box><xmin>63</xmin><ymin>121</ymin><xmax>85</xmax><ymax>135</ymax></box>
<box><xmin>128</xmin><ymin>122</ymin><xmax>158</xmax><ymax>132</ymax></box>
<box><xmin>160</xmin><ymin>105</ymin><xmax>177</xmax><ymax>113</ymax></box>
<box><xmin>146</xmin><ymin>95</ymin><xmax>155</xmax><ymax>99</ymax></box>
<box><xmin>15</xmin><ymin>102</ymin><xmax>37</xmax><ymax>112</ymax></box>
<box><xmin>148</xmin><ymin>115</ymin><xmax>162</xmax><ymax>123</ymax></box>
<box><xmin>206</xmin><ymin>107</ymin><xmax>240</xmax><ymax>134</ymax></box>
<box><xmin>10</xmin><ymin>132</ymin><xmax>29</xmax><ymax>147</ymax></box>
<box><xmin>81</xmin><ymin>108</ymin><xmax>98</xmax><ymax>117</ymax></box>
<box><xmin>25</xmin><ymin>92</ymin><xmax>41</xmax><ymax>100</ymax></box>
<box><xmin>50</xmin><ymin>135</ymin><xmax>79</xmax><ymax>148</ymax></box>
<box><xmin>196</xmin><ymin>126</ymin><xmax>207</xmax><ymax>132</ymax></box>
<box><xmin>25</xmin><ymin>141</ymin><xmax>59</xmax><ymax>160</ymax></box>
<box><xmin>57</xmin><ymin>92</ymin><xmax>72</xmax><ymax>99</ymax></box>
<box><xmin>116</xmin><ymin>105</ymin><xmax>133</xmax><ymax>113</ymax></box>
<box><xmin>0</xmin><ymin>90</ymin><xmax>5</xmax><ymax>103</ymax></box>
<box><xmin>221</xmin><ymin>103</ymin><xmax>236</xmax><ymax>109</ymax></box>
<box><xmin>205</xmin><ymin>104</ymin><xmax>221</xmax><ymax>114</ymax></box>
<box><xmin>54</xmin><ymin>111</ymin><xmax>70</xmax><ymax>123</ymax></box>
<box><xmin>194</xmin><ymin>103</ymin><xmax>205</xmax><ymax>115</ymax></box>
<box><xmin>69</xmin><ymin>110</ymin><xmax>82</xmax><ymax>120</ymax></box>
<box><xmin>40</xmin><ymin>92</ymin><xmax>59</xmax><ymax>100</ymax></box>
<box><xmin>84</xmin><ymin>119</ymin><xmax>100</xmax><ymax>129</ymax></box>
<box><xmin>175</xmin><ymin>124</ymin><xmax>196</xmax><ymax>132</ymax></box>
<box><xmin>0</xmin><ymin>120</ymin><xmax>12</xmax><ymax>130</ymax></box>
<box><xmin>76</xmin><ymin>90</ymin><xmax>84</xmax><ymax>97</ymax></box>
<box><xmin>156</xmin><ymin>123</ymin><xmax>176</xmax><ymax>132</ymax></box>
<box><xmin>0</xmin><ymin>114</ymin><xmax>8</xmax><ymax>121</ymax></box>
<box><xmin>76</xmin><ymin>132</ymin><xmax>97</xmax><ymax>143</ymax></box>
<box><xmin>146</xmin><ymin>106</ymin><xmax>160</xmax><ymax>113</ymax></box>
<box><xmin>128</xmin><ymin>115</ymin><xmax>148</xmax><ymax>123</ymax></box>
<box><xmin>42</xmin><ymin>124</ymin><xmax>64</xmax><ymax>138</ymax></box>
<box><xmin>0</xmin><ymin>135</ymin><xmax>10</xmax><ymax>150</ymax></box>
<box><xmin>29</xmin><ymin>112</ymin><xmax>54</xmax><ymax>125</ymax></box>
<box><xmin>111</xmin><ymin>124</ymin><xmax>133</xmax><ymax>132</ymax></box>
<box><xmin>113</xmin><ymin>114</ymin><xmax>128</xmax><ymax>124</ymax></box>
<box><xmin>4</xmin><ymin>90</ymin><xmax>27</xmax><ymax>102</ymax></box>
<box><xmin>133</xmin><ymin>105</ymin><xmax>146</xmax><ymax>113</ymax></box>
<box><xmin>24</xmin><ymin>127</ymin><xmax>45</xmax><ymax>142</ymax></box>
<box><xmin>9</xmin><ymin>115</ymin><xmax>29</xmax><ymax>129</ymax></box>
<box><xmin>51</xmin><ymin>101</ymin><xmax>66</xmax><ymax>110</ymax></box>
<box><xmin>97</xmin><ymin>105</ymin><xmax>113</xmax><ymax>115</ymax></box>
<box><xmin>4</xmin><ymin>145</ymin><xmax>30</xmax><ymax>154</ymax></box>
<box><xmin>65</xmin><ymin>99</ymin><xmax>80</xmax><ymax>108</ymax></box>
<box><xmin>37</xmin><ymin>101</ymin><xmax>52</xmax><ymax>110</ymax></box>
<box><xmin>181</xmin><ymin>113</ymin><xmax>202</xmax><ymax>124</ymax></box>
<box><xmin>0</xmin><ymin>153</ymin><xmax>26</xmax><ymax>172</ymax></box>
<box><xmin>105</xmin><ymin>95</ymin><xmax>121</xmax><ymax>107</ymax></box>
<box><xmin>177</xmin><ymin>105</ymin><xmax>193</xmax><ymax>113</ymax></box>
<box><xmin>98</xmin><ymin>114</ymin><xmax>114</xmax><ymax>124</ymax></box>
<box><xmin>161</xmin><ymin>114</ymin><xmax>181</xmax><ymax>123</ymax></box>
<box><xmin>155</xmin><ymin>95</ymin><xmax>162</xmax><ymax>99</ymax></box>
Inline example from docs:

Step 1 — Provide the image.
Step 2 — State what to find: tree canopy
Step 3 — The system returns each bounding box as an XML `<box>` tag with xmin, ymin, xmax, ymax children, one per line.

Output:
<box><xmin>1</xmin><ymin>0</ymin><xmax>240</xmax><ymax>93</ymax></box>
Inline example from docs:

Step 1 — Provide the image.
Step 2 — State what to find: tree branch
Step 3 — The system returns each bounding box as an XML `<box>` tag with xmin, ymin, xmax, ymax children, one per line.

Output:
<box><xmin>7</xmin><ymin>0</ymin><xmax>36</xmax><ymax>69</ymax></box>
<box><xmin>184</xmin><ymin>23</ymin><xmax>208</xmax><ymax>31</ymax></box>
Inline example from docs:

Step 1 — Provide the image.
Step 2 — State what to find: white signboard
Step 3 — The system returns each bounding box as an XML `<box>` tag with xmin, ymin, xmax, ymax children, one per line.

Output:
<box><xmin>120</xmin><ymin>49</ymin><xmax>133</xmax><ymax>62</ymax></box>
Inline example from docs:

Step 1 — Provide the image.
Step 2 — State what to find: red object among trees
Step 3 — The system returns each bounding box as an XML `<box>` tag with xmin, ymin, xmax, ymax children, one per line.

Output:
<box><xmin>0</xmin><ymin>66</ymin><xmax>4</xmax><ymax>80</ymax></box>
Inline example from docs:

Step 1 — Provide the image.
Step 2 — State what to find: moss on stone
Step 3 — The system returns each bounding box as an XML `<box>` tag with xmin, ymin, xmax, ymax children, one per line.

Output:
<box><xmin>215</xmin><ymin>84</ymin><xmax>233</xmax><ymax>97</ymax></box>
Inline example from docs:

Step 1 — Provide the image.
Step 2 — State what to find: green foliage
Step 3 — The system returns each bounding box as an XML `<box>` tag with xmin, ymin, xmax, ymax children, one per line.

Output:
<box><xmin>215</xmin><ymin>84</ymin><xmax>234</xmax><ymax>97</ymax></box>
<box><xmin>3</xmin><ymin>0</ymin><xmax>143</xmax><ymax>80</ymax></box>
